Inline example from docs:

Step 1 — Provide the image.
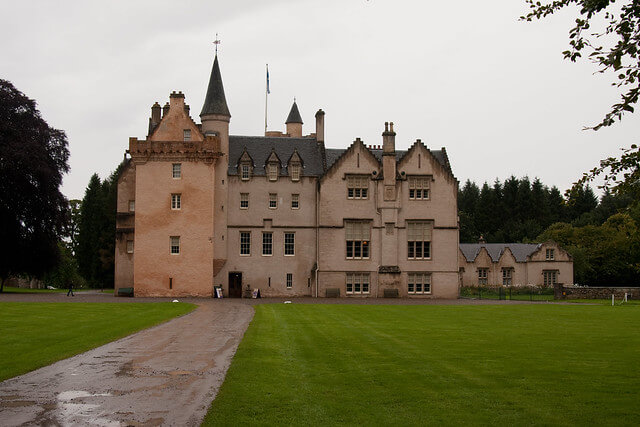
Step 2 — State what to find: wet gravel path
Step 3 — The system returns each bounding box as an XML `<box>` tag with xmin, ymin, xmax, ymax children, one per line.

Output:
<box><xmin>0</xmin><ymin>298</ymin><xmax>254</xmax><ymax>426</ymax></box>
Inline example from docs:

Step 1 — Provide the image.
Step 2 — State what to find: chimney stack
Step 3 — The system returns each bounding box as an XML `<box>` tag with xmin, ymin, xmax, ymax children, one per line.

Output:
<box><xmin>162</xmin><ymin>102</ymin><xmax>170</xmax><ymax>117</ymax></box>
<box><xmin>315</xmin><ymin>109</ymin><xmax>325</xmax><ymax>144</ymax></box>
<box><xmin>382</xmin><ymin>121</ymin><xmax>397</xmax><ymax>201</ymax></box>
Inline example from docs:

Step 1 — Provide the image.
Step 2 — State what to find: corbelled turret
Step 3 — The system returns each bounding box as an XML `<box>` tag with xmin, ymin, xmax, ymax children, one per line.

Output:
<box><xmin>285</xmin><ymin>100</ymin><xmax>303</xmax><ymax>137</ymax></box>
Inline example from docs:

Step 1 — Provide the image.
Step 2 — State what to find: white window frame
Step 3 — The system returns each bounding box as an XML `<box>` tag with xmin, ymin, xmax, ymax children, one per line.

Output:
<box><xmin>546</xmin><ymin>249</ymin><xmax>555</xmax><ymax>261</ymax></box>
<box><xmin>290</xmin><ymin>163</ymin><xmax>301</xmax><ymax>181</ymax></box>
<box><xmin>345</xmin><ymin>221</ymin><xmax>370</xmax><ymax>259</ymax></box>
<box><xmin>502</xmin><ymin>268</ymin><xmax>513</xmax><ymax>286</ymax></box>
<box><xmin>291</xmin><ymin>194</ymin><xmax>299</xmax><ymax>210</ymax></box>
<box><xmin>268</xmin><ymin>163</ymin><xmax>278</xmax><ymax>181</ymax></box>
<box><xmin>543</xmin><ymin>270</ymin><xmax>558</xmax><ymax>286</ymax></box>
<box><xmin>408</xmin><ymin>273</ymin><xmax>431</xmax><ymax>294</ymax></box>
<box><xmin>269</xmin><ymin>193</ymin><xmax>277</xmax><ymax>209</ymax></box>
<box><xmin>126</xmin><ymin>240</ymin><xmax>134</xmax><ymax>254</ymax></box>
<box><xmin>284</xmin><ymin>232</ymin><xmax>295</xmax><ymax>256</ymax></box>
<box><xmin>240</xmin><ymin>193</ymin><xmax>249</xmax><ymax>209</ymax></box>
<box><xmin>128</xmin><ymin>200</ymin><xmax>135</xmax><ymax>212</ymax></box>
<box><xmin>183</xmin><ymin>129</ymin><xmax>191</xmax><ymax>141</ymax></box>
<box><xmin>262</xmin><ymin>232</ymin><xmax>273</xmax><ymax>256</ymax></box>
<box><xmin>171</xmin><ymin>193</ymin><xmax>181</xmax><ymax>210</ymax></box>
<box><xmin>407</xmin><ymin>221</ymin><xmax>432</xmax><ymax>260</ymax></box>
<box><xmin>170</xmin><ymin>236</ymin><xmax>180</xmax><ymax>254</ymax></box>
<box><xmin>286</xmin><ymin>273</ymin><xmax>293</xmax><ymax>289</ymax></box>
<box><xmin>240</xmin><ymin>232</ymin><xmax>251</xmax><ymax>256</ymax></box>
<box><xmin>409</xmin><ymin>176</ymin><xmax>430</xmax><ymax>200</ymax></box>
<box><xmin>172</xmin><ymin>163</ymin><xmax>182</xmax><ymax>179</ymax></box>
<box><xmin>347</xmin><ymin>175</ymin><xmax>369</xmax><ymax>199</ymax></box>
<box><xmin>346</xmin><ymin>272</ymin><xmax>370</xmax><ymax>295</ymax></box>
<box><xmin>241</xmin><ymin>163</ymin><xmax>250</xmax><ymax>181</ymax></box>
<box><xmin>478</xmin><ymin>268</ymin><xmax>488</xmax><ymax>285</ymax></box>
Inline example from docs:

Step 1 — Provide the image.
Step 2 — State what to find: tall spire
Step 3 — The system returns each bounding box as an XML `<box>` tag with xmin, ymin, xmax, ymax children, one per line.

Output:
<box><xmin>285</xmin><ymin>100</ymin><xmax>303</xmax><ymax>124</ymax></box>
<box><xmin>200</xmin><ymin>55</ymin><xmax>230</xmax><ymax>117</ymax></box>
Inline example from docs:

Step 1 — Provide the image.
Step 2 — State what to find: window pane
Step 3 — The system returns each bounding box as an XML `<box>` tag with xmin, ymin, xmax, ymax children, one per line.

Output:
<box><xmin>362</xmin><ymin>241</ymin><xmax>369</xmax><ymax>258</ymax></box>
<box><xmin>346</xmin><ymin>241</ymin><xmax>353</xmax><ymax>258</ymax></box>
<box><xmin>354</xmin><ymin>241</ymin><xmax>361</xmax><ymax>258</ymax></box>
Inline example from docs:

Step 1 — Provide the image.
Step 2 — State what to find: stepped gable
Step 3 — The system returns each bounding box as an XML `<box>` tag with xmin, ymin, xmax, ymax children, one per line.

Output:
<box><xmin>228</xmin><ymin>136</ymin><xmax>324</xmax><ymax>176</ymax></box>
<box><xmin>459</xmin><ymin>243</ymin><xmax>541</xmax><ymax>263</ymax></box>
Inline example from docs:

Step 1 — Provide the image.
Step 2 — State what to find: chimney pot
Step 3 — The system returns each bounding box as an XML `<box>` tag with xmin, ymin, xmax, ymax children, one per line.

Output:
<box><xmin>390</xmin><ymin>122</ymin><xmax>394</xmax><ymax>132</ymax></box>
<box><xmin>384</xmin><ymin>122</ymin><xmax>389</xmax><ymax>132</ymax></box>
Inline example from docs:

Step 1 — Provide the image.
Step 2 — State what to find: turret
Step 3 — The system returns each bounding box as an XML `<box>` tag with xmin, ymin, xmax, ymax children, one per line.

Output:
<box><xmin>200</xmin><ymin>55</ymin><xmax>231</xmax><ymax>153</ymax></box>
<box><xmin>285</xmin><ymin>100</ymin><xmax>303</xmax><ymax>137</ymax></box>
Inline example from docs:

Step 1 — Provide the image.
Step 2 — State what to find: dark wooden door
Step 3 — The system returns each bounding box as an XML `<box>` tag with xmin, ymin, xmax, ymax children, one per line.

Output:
<box><xmin>229</xmin><ymin>273</ymin><xmax>242</xmax><ymax>298</ymax></box>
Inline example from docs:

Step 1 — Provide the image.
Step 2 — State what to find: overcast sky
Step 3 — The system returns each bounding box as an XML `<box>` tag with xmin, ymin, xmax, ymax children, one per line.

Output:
<box><xmin>2</xmin><ymin>0</ymin><xmax>639</xmax><ymax>200</ymax></box>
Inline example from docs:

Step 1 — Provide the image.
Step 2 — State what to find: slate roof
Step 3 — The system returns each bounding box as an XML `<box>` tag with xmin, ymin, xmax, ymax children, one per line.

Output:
<box><xmin>459</xmin><ymin>243</ymin><xmax>541</xmax><ymax>263</ymax></box>
<box><xmin>285</xmin><ymin>101</ymin><xmax>303</xmax><ymax>124</ymax></box>
<box><xmin>325</xmin><ymin>148</ymin><xmax>449</xmax><ymax>172</ymax></box>
<box><xmin>200</xmin><ymin>56</ymin><xmax>230</xmax><ymax>117</ymax></box>
<box><xmin>229</xmin><ymin>136</ymin><xmax>324</xmax><ymax>176</ymax></box>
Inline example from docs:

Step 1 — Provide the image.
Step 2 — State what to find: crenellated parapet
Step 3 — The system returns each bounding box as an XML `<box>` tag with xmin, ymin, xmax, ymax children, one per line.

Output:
<box><xmin>128</xmin><ymin>136</ymin><xmax>222</xmax><ymax>164</ymax></box>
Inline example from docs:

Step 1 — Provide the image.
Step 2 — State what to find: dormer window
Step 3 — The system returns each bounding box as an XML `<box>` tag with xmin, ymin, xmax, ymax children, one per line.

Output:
<box><xmin>290</xmin><ymin>163</ymin><xmax>301</xmax><ymax>181</ymax></box>
<box><xmin>241</xmin><ymin>163</ymin><xmax>251</xmax><ymax>181</ymax></box>
<box><xmin>268</xmin><ymin>163</ymin><xmax>279</xmax><ymax>181</ymax></box>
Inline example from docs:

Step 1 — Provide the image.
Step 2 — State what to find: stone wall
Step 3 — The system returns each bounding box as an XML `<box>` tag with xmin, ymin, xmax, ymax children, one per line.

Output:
<box><xmin>554</xmin><ymin>284</ymin><xmax>639</xmax><ymax>300</ymax></box>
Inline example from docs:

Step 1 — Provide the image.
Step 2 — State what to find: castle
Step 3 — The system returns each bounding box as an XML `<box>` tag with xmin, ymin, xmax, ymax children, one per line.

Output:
<box><xmin>114</xmin><ymin>54</ymin><xmax>572</xmax><ymax>297</ymax></box>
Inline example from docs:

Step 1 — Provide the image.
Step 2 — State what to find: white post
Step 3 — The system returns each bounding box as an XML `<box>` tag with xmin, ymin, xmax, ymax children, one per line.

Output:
<box><xmin>612</xmin><ymin>294</ymin><xmax>615</xmax><ymax>306</ymax></box>
<box><xmin>624</xmin><ymin>292</ymin><xmax>628</xmax><ymax>302</ymax></box>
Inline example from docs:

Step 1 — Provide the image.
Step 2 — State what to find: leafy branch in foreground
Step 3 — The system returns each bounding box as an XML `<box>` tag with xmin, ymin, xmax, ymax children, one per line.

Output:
<box><xmin>521</xmin><ymin>0</ymin><xmax>640</xmax><ymax>129</ymax></box>
<box><xmin>571</xmin><ymin>143</ymin><xmax>640</xmax><ymax>197</ymax></box>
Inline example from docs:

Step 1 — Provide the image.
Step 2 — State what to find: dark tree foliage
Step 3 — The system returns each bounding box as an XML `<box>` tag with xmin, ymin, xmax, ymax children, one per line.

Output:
<box><xmin>76</xmin><ymin>164</ymin><xmax>123</xmax><ymax>288</ymax></box>
<box><xmin>522</xmin><ymin>0</ymin><xmax>640</xmax><ymax>129</ymax></box>
<box><xmin>0</xmin><ymin>79</ymin><xmax>69</xmax><ymax>292</ymax></box>
<box><xmin>458</xmin><ymin>176</ymin><xmax>614</xmax><ymax>243</ymax></box>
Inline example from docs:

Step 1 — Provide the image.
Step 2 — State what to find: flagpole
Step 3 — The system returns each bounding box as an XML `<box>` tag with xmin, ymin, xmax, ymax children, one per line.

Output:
<box><xmin>264</xmin><ymin>64</ymin><xmax>268</xmax><ymax>135</ymax></box>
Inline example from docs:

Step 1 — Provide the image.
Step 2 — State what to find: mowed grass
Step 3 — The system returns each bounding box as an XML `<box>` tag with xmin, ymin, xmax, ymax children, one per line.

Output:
<box><xmin>0</xmin><ymin>302</ymin><xmax>195</xmax><ymax>381</ymax></box>
<box><xmin>205</xmin><ymin>304</ymin><xmax>640</xmax><ymax>426</ymax></box>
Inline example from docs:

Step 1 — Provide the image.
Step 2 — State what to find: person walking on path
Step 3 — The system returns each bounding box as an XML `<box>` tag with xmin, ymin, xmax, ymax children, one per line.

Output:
<box><xmin>67</xmin><ymin>282</ymin><xmax>74</xmax><ymax>297</ymax></box>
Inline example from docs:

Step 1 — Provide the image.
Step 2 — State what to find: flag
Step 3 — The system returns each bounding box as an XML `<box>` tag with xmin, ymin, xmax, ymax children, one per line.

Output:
<box><xmin>266</xmin><ymin>65</ymin><xmax>270</xmax><ymax>94</ymax></box>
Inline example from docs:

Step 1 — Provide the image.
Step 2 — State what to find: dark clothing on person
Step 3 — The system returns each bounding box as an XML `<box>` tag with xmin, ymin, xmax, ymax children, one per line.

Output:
<box><xmin>67</xmin><ymin>284</ymin><xmax>74</xmax><ymax>296</ymax></box>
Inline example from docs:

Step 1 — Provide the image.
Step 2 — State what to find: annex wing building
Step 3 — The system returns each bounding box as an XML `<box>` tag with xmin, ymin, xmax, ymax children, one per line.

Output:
<box><xmin>114</xmin><ymin>54</ymin><xmax>461</xmax><ymax>298</ymax></box>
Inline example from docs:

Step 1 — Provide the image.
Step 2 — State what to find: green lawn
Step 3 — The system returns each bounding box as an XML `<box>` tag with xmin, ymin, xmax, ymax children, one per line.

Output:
<box><xmin>205</xmin><ymin>304</ymin><xmax>640</xmax><ymax>426</ymax></box>
<box><xmin>0</xmin><ymin>302</ymin><xmax>195</xmax><ymax>381</ymax></box>
<box><xmin>0</xmin><ymin>286</ymin><xmax>113</xmax><ymax>294</ymax></box>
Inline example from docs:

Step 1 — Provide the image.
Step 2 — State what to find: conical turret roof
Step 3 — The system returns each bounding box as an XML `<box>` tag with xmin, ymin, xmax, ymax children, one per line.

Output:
<box><xmin>200</xmin><ymin>55</ymin><xmax>230</xmax><ymax>117</ymax></box>
<box><xmin>285</xmin><ymin>101</ymin><xmax>303</xmax><ymax>124</ymax></box>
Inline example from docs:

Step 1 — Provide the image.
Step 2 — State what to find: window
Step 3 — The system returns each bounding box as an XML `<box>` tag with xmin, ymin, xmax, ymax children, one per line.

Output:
<box><xmin>269</xmin><ymin>193</ymin><xmax>277</xmax><ymax>209</ymax></box>
<box><xmin>347</xmin><ymin>175</ymin><xmax>368</xmax><ymax>199</ymax></box>
<box><xmin>290</xmin><ymin>163</ymin><xmax>301</xmax><ymax>181</ymax></box>
<box><xmin>172</xmin><ymin>163</ymin><xmax>181</xmax><ymax>179</ymax></box>
<box><xmin>183</xmin><ymin>129</ymin><xmax>191</xmax><ymax>141</ymax></box>
<box><xmin>409</xmin><ymin>176</ymin><xmax>430</xmax><ymax>200</ymax></box>
<box><xmin>241</xmin><ymin>164</ymin><xmax>250</xmax><ymax>181</ymax></box>
<box><xmin>240</xmin><ymin>193</ymin><xmax>249</xmax><ymax>209</ymax></box>
<box><xmin>408</xmin><ymin>273</ymin><xmax>431</xmax><ymax>294</ymax></box>
<box><xmin>286</xmin><ymin>273</ymin><xmax>293</xmax><ymax>289</ymax></box>
<box><xmin>128</xmin><ymin>200</ymin><xmax>135</xmax><ymax>212</ymax></box>
<box><xmin>346</xmin><ymin>273</ymin><xmax>370</xmax><ymax>294</ymax></box>
<box><xmin>262</xmin><ymin>232</ymin><xmax>272</xmax><ymax>256</ymax></box>
<box><xmin>478</xmin><ymin>268</ymin><xmax>488</xmax><ymax>285</ymax></box>
<box><xmin>291</xmin><ymin>194</ymin><xmax>299</xmax><ymax>209</ymax></box>
<box><xmin>546</xmin><ymin>249</ymin><xmax>555</xmax><ymax>260</ymax></box>
<box><xmin>126</xmin><ymin>240</ymin><xmax>134</xmax><ymax>254</ymax></box>
<box><xmin>543</xmin><ymin>270</ymin><xmax>558</xmax><ymax>286</ymax></box>
<box><xmin>240</xmin><ymin>232</ymin><xmax>251</xmax><ymax>256</ymax></box>
<box><xmin>171</xmin><ymin>193</ymin><xmax>181</xmax><ymax>210</ymax></box>
<box><xmin>170</xmin><ymin>236</ymin><xmax>180</xmax><ymax>254</ymax></box>
<box><xmin>268</xmin><ymin>163</ymin><xmax>278</xmax><ymax>181</ymax></box>
<box><xmin>407</xmin><ymin>221</ymin><xmax>432</xmax><ymax>259</ymax></box>
<box><xmin>346</xmin><ymin>221</ymin><xmax>370</xmax><ymax>259</ymax></box>
<box><xmin>502</xmin><ymin>268</ymin><xmax>513</xmax><ymax>286</ymax></box>
<box><xmin>284</xmin><ymin>232</ymin><xmax>295</xmax><ymax>256</ymax></box>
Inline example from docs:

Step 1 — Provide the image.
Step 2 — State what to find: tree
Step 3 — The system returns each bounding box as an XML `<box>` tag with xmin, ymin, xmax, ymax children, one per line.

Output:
<box><xmin>522</xmin><ymin>0</ymin><xmax>640</xmax><ymax>129</ymax></box>
<box><xmin>0</xmin><ymin>80</ymin><xmax>69</xmax><ymax>292</ymax></box>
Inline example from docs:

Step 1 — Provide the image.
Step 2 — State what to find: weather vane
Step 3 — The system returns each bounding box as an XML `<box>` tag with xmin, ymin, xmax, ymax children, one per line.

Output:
<box><xmin>213</xmin><ymin>33</ymin><xmax>221</xmax><ymax>55</ymax></box>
